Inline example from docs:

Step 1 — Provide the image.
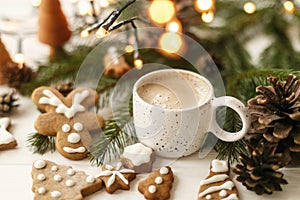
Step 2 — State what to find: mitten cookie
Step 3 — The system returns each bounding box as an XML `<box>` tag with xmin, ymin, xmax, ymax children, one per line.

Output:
<box><xmin>31</xmin><ymin>159</ymin><xmax>102</xmax><ymax>200</ymax></box>
<box><xmin>31</xmin><ymin>86</ymin><xmax>105</xmax><ymax>160</ymax></box>
<box><xmin>138</xmin><ymin>166</ymin><xmax>174</xmax><ymax>200</ymax></box>
<box><xmin>0</xmin><ymin>117</ymin><xmax>17</xmax><ymax>150</ymax></box>
<box><xmin>198</xmin><ymin>159</ymin><xmax>239</xmax><ymax>200</ymax></box>
<box><xmin>120</xmin><ymin>143</ymin><xmax>155</xmax><ymax>173</ymax></box>
<box><xmin>98</xmin><ymin>162</ymin><xmax>136</xmax><ymax>194</ymax></box>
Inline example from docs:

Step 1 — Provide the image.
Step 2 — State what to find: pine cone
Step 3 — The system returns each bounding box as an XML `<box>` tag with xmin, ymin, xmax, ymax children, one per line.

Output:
<box><xmin>247</xmin><ymin>74</ymin><xmax>300</xmax><ymax>164</ymax></box>
<box><xmin>52</xmin><ymin>82</ymin><xmax>74</xmax><ymax>97</ymax></box>
<box><xmin>233</xmin><ymin>142</ymin><xmax>288</xmax><ymax>195</ymax></box>
<box><xmin>0</xmin><ymin>90</ymin><xmax>18</xmax><ymax>114</ymax></box>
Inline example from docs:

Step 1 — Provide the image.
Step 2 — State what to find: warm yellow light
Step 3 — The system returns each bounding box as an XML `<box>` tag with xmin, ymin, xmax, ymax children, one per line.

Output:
<box><xmin>134</xmin><ymin>59</ymin><xmax>143</xmax><ymax>70</ymax></box>
<box><xmin>99</xmin><ymin>0</ymin><xmax>110</xmax><ymax>8</ymax></box>
<box><xmin>148</xmin><ymin>0</ymin><xmax>176</xmax><ymax>25</ymax></box>
<box><xmin>31</xmin><ymin>0</ymin><xmax>41</xmax><ymax>7</ymax></box>
<box><xmin>95</xmin><ymin>27</ymin><xmax>108</xmax><ymax>38</ymax></box>
<box><xmin>201</xmin><ymin>11</ymin><xmax>214</xmax><ymax>23</ymax></box>
<box><xmin>80</xmin><ymin>30</ymin><xmax>89</xmax><ymax>38</ymax></box>
<box><xmin>244</xmin><ymin>2</ymin><xmax>256</xmax><ymax>14</ymax></box>
<box><xmin>125</xmin><ymin>45</ymin><xmax>134</xmax><ymax>53</ymax></box>
<box><xmin>78</xmin><ymin>0</ymin><xmax>92</xmax><ymax>16</ymax></box>
<box><xmin>159</xmin><ymin>32</ymin><xmax>183</xmax><ymax>54</ymax></box>
<box><xmin>166</xmin><ymin>19</ymin><xmax>182</xmax><ymax>33</ymax></box>
<box><xmin>14</xmin><ymin>53</ymin><xmax>25</xmax><ymax>64</ymax></box>
<box><xmin>195</xmin><ymin>0</ymin><xmax>214</xmax><ymax>12</ymax></box>
<box><xmin>284</xmin><ymin>1</ymin><xmax>296</xmax><ymax>13</ymax></box>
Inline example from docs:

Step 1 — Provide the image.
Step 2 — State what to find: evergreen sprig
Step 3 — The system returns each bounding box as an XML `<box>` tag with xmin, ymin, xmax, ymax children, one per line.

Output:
<box><xmin>27</xmin><ymin>133</ymin><xmax>56</xmax><ymax>154</ymax></box>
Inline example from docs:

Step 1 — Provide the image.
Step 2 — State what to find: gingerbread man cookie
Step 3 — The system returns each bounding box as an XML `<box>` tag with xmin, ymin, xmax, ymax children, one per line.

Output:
<box><xmin>198</xmin><ymin>159</ymin><xmax>239</xmax><ymax>200</ymax></box>
<box><xmin>98</xmin><ymin>162</ymin><xmax>136</xmax><ymax>194</ymax></box>
<box><xmin>31</xmin><ymin>86</ymin><xmax>105</xmax><ymax>160</ymax></box>
<box><xmin>31</xmin><ymin>159</ymin><xmax>102</xmax><ymax>200</ymax></box>
<box><xmin>138</xmin><ymin>166</ymin><xmax>174</xmax><ymax>200</ymax></box>
<box><xmin>0</xmin><ymin>117</ymin><xmax>17</xmax><ymax>150</ymax></box>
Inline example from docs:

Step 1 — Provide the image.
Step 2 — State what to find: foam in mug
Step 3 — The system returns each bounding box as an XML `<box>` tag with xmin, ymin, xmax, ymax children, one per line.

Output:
<box><xmin>136</xmin><ymin>71</ymin><xmax>210</xmax><ymax>109</ymax></box>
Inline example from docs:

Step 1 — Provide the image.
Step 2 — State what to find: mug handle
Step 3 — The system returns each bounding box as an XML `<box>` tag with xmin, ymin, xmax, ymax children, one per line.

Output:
<box><xmin>208</xmin><ymin>96</ymin><xmax>251</xmax><ymax>142</ymax></box>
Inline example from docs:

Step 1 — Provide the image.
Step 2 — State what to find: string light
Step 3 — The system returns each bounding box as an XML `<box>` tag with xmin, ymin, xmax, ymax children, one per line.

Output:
<box><xmin>134</xmin><ymin>58</ymin><xmax>143</xmax><ymax>70</ymax></box>
<box><xmin>99</xmin><ymin>0</ymin><xmax>110</xmax><ymax>8</ymax></box>
<box><xmin>159</xmin><ymin>32</ymin><xmax>183</xmax><ymax>54</ymax></box>
<box><xmin>31</xmin><ymin>0</ymin><xmax>41</xmax><ymax>7</ymax></box>
<box><xmin>195</xmin><ymin>0</ymin><xmax>214</xmax><ymax>12</ymax></box>
<box><xmin>166</xmin><ymin>19</ymin><xmax>182</xmax><ymax>33</ymax></box>
<box><xmin>283</xmin><ymin>1</ymin><xmax>296</xmax><ymax>13</ymax></box>
<box><xmin>244</xmin><ymin>2</ymin><xmax>256</xmax><ymax>14</ymax></box>
<box><xmin>201</xmin><ymin>11</ymin><xmax>214</xmax><ymax>23</ymax></box>
<box><xmin>148</xmin><ymin>0</ymin><xmax>176</xmax><ymax>25</ymax></box>
<box><xmin>124</xmin><ymin>44</ymin><xmax>134</xmax><ymax>53</ymax></box>
<box><xmin>14</xmin><ymin>53</ymin><xmax>25</xmax><ymax>69</ymax></box>
<box><xmin>80</xmin><ymin>29</ymin><xmax>89</xmax><ymax>38</ymax></box>
<box><xmin>78</xmin><ymin>0</ymin><xmax>93</xmax><ymax>16</ymax></box>
<box><xmin>95</xmin><ymin>27</ymin><xmax>109</xmax><ymax>38</ymax></box>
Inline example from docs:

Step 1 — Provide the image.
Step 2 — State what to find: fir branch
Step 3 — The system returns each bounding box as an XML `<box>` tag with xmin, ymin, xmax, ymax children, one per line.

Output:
<box><xmin>27</xmin><ymin>133</ymin><xmax>56</xmax><ymax>154</ymax></box>
<box><xmin>89</xmin><ymin>118</ymin><xmax>137</xmax><ymax>166</ymax></box>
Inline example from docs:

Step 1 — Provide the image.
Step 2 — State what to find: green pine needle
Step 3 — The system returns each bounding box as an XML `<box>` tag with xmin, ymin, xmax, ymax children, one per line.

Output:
<box><xmin>27</xmin><ymin>133</ymin><xmax>56</xmax><ymax>154</ymax></box>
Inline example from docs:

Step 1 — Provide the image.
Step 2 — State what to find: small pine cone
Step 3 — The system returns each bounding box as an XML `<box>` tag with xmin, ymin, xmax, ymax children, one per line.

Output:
<box><xmin>52</xmin><ymin>82</ymin><xmax>74</xmax><ymax>97</ymax></box>
<box><xmin>0</xmin><ymin>61</ymin><xmax>34</xmax><ymax>89</ymax></box>
<box><xmin>247</xmin><ymin>74</ymin><xmax>300</xmax><ymax>164</ymax></box>
<box><xmin>233</xmin><ymin>142</ymin><xmax>288</xmax><ymax>195</ymax></box>
<box><xmin>0</xmin><ymin>90</ymin><xmax>18</xmax><ymax>113</ymax></box>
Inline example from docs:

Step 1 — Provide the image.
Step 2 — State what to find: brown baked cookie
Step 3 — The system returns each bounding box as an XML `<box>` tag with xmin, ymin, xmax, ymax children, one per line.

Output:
<box><xmin>120</xmin><ymin>143</ymin><xmax>155</xmax><ymax>173</ymax></box>
<box><xmin>198</xmin><ymin>159</ymin><xmax>239</xmax><ymax>200</ymax></box>
<box><xmin>31</xmin><ymin>159</ymin><xmax>102</xmax><ymax>200</ymax></box>
<box><xmin>138</xmin><ymin>166</ymin><xmax>174</xmax><ymax>200</ymax></box>
<box><xmin>31</xmin><ymin>86</ymin><xmax>105</xmax><ymax>160</ymax></box>
<box><xmin>0</xmin><ymin>117</ymin><xmax>17</xmax><ymax>150</ymax></box>
<box><xmin>98</xmin><ymin>162</ymin><xmax>136</xmax><ymax>194</ymax></box>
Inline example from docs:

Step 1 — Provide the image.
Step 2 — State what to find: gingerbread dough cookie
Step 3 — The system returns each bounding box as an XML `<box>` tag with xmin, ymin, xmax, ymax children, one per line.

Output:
<box><xmin>0</xmin><ymin>117</ymin><xmax>17</xmax><ymax>150</ymax></box>
<box><xmin>198</xmin><ymin>159</ymin><xmax>239</xmax><ymax>200</ymax></box>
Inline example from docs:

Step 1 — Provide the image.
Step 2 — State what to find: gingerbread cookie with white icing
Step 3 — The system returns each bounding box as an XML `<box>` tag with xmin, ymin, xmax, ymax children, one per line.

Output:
<box><xmin>98</xmin><ymin>162</ymin><xmax>136</xmax><ymax>194</ymax></box>
<box><xmin>120</xmin><ymin>143</ymin><xmax>155</xmax><ymax>173</ymax></box>
<box><xmin>0</xmin><ymin>117</ymin><xmax>17</xmax><ymax>150</ymax></box>
<box><xmin>31</xmin><ymin>86</ymin><xmax>105</xmax><ymax>160</ymax></box>
<box><xmin>198</xmin><ymin>159</ymin><xmax>239</xmax><ymax>200</ymax></box>
<box><xmin>31</xmin><ymin>159</ymin><xmax>102</xmax><ymax>200</ymax></box>
<box><xmin>138</xmin><ymin>166</ymin><xmax>174</xmax><ymax>200</ymax></box>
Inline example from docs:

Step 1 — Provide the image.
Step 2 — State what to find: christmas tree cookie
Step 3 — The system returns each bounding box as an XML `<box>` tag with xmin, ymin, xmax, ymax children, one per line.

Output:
<box><xmin>138</xmin><ymin>166</ymin><xmax>174</xmax><ymax>200</ymax></box>
<box><xmin>0</xmin><ymin>117</ymin><xmax>17</xmax><ymax>150</ymax></box>
<box><xmin>31</xmin><ymin>159</ymin><xmax>102</xmax><ymax>200</ymax></box>
<box><xmin>198</xmin><ymin>159</ymin><xmax>239</xmax><ymax>200</ymax></box>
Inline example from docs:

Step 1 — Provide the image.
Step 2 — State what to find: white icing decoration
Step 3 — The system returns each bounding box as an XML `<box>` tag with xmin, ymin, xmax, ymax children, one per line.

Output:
<box><xmin>98</xmin><ymin>162</ymin><xmax>135</xmax><ymax>188</ymax></box>
<box><xmin>38</xmin><ymin>187</ymin><xmax>46</xmax><ymax>194</ymax></box>
<box><xmin>73</xmin><ymin>122</ymin><xmax>83</xmax><ymax>131</ymax></box>
<box><xmin>37</xmin><ymin>174</ymin><xmax>46</xmax><ymax>181</ymax></box>
<box><xmin>54</xmin><ymin>174</ymin><xmax>62</xmax><ymax>182</ymax></box>
<box><xmin>51</xmin><ymin>191</ymin><xmax>61</xmax><ymax>198</ymax></box>
<box><xmin>39</xmin><ymin>89</ymin><xmax>90</xmax><ymax>119</ymax></box>
<box><xmin>200</xmin><ymin>174</ymin><xmax>229</xmax><ymax>186</ymax></box>
<box><xmin>155</xmin><ymin>176</ymin><xmax>163</xmax><ymax>184</ymax></box>
<box><xmin>63</xmin><ymin>146</ymin><xmax>86</xmax><ymax>153</ymax></box>
<box><xmin>62</xmin><ymin>124</ymin><xmax>71</xmax><ymax>133</ymax></box>
<box><xmin>199</xmin><ymin>181</ymin><xmax>235</xmax><ymax>197</ymax></box>
<box><xmin>206</xmin><ymin>195</ymin><xmax>212</xmax><ymax>200</ymax></box>
<box><xmin>219</xmin><ymin>189</ymin><xmax>227</xmax><ymax>197</ymax></box>
<box><xmin>211</xmin><ymin>159</ymin><xmax>228</xmax><ymax>173</ymax></box>
<box><xmin>86</xmin><ymin>176</ymin><xmax>96</xmax><ymax>183</ymax></box>
<box><xmin>51</xmin><ymin>166</ymin><xmax>58</xmax><ymax>172</ymax></box>
<box><xmin>34</xmin><ymin>160</ymin><xmax>46</xmax><ymax>169</ymax></box>
<box><xmin>122</xmin><ymin>143</ymin><xmax>153</xmax><ymax>166</ymax></box>
<box><xmin>160</xmin><ymin>167</ymin><xmax>169</xmax><ymax>175</ymax></box>
<box><xmin>148</xmin><ymin>185</ymin><xmax>157</xmax><ymax>194</ymax></box>
<box><xmin>0</xmin><ymin>117</ymin><xmax>15</xmax><ymax>145</ymax></box>
<box><xmin>66</xmin><ymin>179</ymin><xmax>75</xmax><ymax>187</ymax></box>
<box><xmin>221</xmin><ymin>193</ymin><xmax>239</xmax><ymax>200</ymax></box>
<box><xmin>67</xmin><ymin>133</ymin><xmax>81</xmax><ymax>144</ymax></box>
<box><xmin>67</xmin><ymin>168</ymin><xmax>75</xmax><ymax>176</ymax></box>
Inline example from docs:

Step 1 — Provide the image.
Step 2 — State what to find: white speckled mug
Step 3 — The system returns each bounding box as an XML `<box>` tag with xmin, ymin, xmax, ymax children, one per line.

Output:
<box><xmin>133</xmin><ymin>69</ymin><xmax>251</xmax><ymax>158</ymax></box>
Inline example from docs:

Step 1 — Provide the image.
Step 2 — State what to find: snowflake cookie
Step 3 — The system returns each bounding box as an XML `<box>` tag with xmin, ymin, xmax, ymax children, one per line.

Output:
<box><xmin>31</xmin><ymin>159</ymin><xmax>102</xmax><ymax>200</ymax></box>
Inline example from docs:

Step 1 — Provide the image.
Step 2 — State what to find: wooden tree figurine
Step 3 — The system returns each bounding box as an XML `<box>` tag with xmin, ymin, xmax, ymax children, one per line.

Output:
<box><xmin>0</xmin><ymin>37</ymin><xmax>12</xmax><ymax>67</ymax></box>
<box><xmin>38</xmin><ymin>0</ymin><xmax>72</xmax><ymax>59</ymax></box>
